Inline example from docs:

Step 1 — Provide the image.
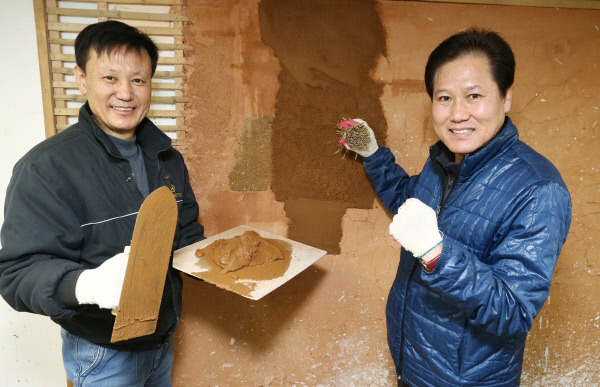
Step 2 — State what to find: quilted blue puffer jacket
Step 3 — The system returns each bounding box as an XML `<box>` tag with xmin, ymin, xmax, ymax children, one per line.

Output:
<box><xmin>363</xmin><ymin>117</ymin><xmax>571</xmax><ymax>387</ymax></box>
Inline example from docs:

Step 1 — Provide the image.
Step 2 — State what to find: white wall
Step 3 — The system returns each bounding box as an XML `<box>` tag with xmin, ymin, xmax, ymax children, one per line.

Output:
<box><xmin>0</xmin><ymin>1</ymin><xmax>66</xmax><ymax>386</ymax></box>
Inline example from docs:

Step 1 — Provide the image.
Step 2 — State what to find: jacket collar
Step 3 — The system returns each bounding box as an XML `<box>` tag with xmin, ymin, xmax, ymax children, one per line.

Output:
<box><xmin>430</xmin><ymin>116</ymin><xmax>519</xmax><ymax>179</ymax></box>
<box><xmin>78</xmin><ymin>102</ymin><xmax>172</xmax><ymax>159</ymax></box>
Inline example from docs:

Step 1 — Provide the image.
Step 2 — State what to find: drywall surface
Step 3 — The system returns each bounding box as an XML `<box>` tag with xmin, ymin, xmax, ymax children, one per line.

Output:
<box><xmin>0</xmin><ymin>1</ymin><xmax>66</xmax><ymax>386</ymax></box>
<box><xmin>178</xmin><ymin>0</ymin><xmax>598</xmax><ymax>385</ymax></box>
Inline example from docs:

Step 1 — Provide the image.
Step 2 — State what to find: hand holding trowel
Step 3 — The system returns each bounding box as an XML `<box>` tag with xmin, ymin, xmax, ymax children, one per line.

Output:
<box><xmin>75</xmin><ymin>186</ymin><xmax>178</xmax><ymax>343</ymax></box>
<box><xmin>110</xmin><ymin>186</ymin><xmax>178</xmax><ymax>343</ymax></box>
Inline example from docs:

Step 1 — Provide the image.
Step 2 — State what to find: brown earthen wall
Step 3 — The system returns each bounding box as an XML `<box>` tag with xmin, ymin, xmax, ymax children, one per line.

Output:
<box><xmin>175</xmin><ymin>1</ymin><xmax>600</xmax><ymax>385</ymax></box>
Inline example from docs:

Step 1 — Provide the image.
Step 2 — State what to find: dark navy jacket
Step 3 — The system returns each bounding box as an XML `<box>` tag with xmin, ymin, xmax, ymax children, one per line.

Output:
<box><xmin>364</xmin><ymin>118</ymin><xmax>571</xmax><ymax>386</ymax></box>
<box><xmin>0</xmin><ymin>103</ymin><xmax>204</xmax><ymax>351</ymax></box>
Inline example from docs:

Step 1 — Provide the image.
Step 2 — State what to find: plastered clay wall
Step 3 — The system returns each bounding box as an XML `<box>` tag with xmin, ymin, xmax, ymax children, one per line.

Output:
<box><xmin>174</xmin><ymin>0</ymin><xmax>600</xmax><ymax>385</ymax></box>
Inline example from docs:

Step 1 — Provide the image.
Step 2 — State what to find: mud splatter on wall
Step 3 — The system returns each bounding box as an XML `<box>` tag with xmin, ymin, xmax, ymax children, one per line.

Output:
<box><xmin>176</xmin><ymin>1</ymin><xmax>599</xmax><ymax>385</ymax></box>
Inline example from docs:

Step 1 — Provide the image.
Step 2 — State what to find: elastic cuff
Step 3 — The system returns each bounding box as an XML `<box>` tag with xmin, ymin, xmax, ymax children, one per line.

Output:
<box><xmin>417</xmin><ymin>238</ymin><xmax>443</xmax><ymax>260</ymax></box>
<box><xmin>362</xmin><ymin>145</ymin><xmax>384</xmax><ymax>162</ymax></box>
<box><xmin>56</xmin><ymin>270</ymin><xmax>84</xmax><ymax>308</ymax></box>
<box><xmin>420</xmin><ymin>254</ymin><xmax>441</xmax><ymax>273</ymax></box>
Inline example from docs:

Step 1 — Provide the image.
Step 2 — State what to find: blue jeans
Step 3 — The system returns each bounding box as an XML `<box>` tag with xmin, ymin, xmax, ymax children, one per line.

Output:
<box><xmin>61</xmin><ymin>329</ymin><xmax>174</xmax><ymax>387</ymax></box>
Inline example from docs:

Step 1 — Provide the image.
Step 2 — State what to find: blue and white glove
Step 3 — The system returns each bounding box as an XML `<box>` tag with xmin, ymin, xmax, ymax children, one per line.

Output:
<box><xmin>389</xmin><ymin>198</ymin><xmax>442</xmax><ymax>259</ymax></box>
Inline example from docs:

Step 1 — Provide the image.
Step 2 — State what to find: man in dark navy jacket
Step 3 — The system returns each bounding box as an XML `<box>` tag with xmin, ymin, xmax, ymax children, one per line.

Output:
<box><xmin>0</xmin><ymin>21</ymin><xmax>204</xmax><ymax>386</ymax></box>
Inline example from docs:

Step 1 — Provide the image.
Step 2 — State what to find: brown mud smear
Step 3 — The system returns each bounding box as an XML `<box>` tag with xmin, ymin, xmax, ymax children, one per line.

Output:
<box><xmin>193</xmin><ymin>238</ymin><xmax>292</xmax><ymax>298</ymax></box>
<box><xmin>196</xmin><ymin>230</ymin><xmax>283</xmax><ymax>273</ymax></box>
<box><xmin>259</xmin><ymin>0</ymin><xmax>387</xmax><ymax>254</ymax></box>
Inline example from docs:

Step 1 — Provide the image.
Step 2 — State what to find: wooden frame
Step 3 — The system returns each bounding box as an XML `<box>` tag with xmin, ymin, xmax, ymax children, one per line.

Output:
<box><xmin>32</xmin><ymin>0</ymin><xmax>189</xmax><ymax>149</ymax></box>
<box><xmin>33</xmin><ymin>0</ymin><xmax>56</xmax><ymax>139</ymax></box>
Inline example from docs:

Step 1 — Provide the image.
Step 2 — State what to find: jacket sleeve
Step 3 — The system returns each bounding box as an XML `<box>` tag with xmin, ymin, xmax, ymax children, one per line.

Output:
<box><xmin>363</xmin><ymin>146</ymin><xmax>420</xmax><ymax>214</ymax></box>
<box><xmin>0</xmin><ymin>162</ymin><xmax>86</xmax><ymax>318</ymax></box>
<box><xmin>176</xmin><ymin>162</ymin><xmax>205</xmax><ymax>249</ymax></box>
<box><xmin>423</xmin><ymin>180</ymin><xmax>572</xmax><ymax>336</ymax></box>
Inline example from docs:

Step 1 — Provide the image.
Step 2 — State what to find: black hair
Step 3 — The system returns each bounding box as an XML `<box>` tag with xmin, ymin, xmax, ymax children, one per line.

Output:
<box><xmin>424</xmin><ymin>28</ymin><xmax>515</xmax><ymax>99</ymax></box>
<box><xmin>75</xmin><ymin>20</ymin><xmax>159</xmax><ymax>75</ymax></box>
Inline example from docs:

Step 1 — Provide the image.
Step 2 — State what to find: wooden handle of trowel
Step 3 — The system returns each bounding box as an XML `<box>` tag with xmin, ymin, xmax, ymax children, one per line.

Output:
<box><xmin>110</xmin><ymin>186</ymin><xmax>178</xmax><ymax>343</ymax></box>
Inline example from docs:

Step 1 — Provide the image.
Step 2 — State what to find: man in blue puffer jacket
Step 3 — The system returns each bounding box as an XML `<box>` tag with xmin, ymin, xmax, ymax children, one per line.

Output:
<box><xmin>341</xmin><ymin>28</ymin><xmax>571</xmax><ymax>386</ymax></box>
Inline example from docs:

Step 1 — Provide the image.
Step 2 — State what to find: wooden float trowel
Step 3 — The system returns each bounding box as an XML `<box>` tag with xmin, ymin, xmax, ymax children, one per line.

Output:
<box><xmin>111</xmin><ymin>186</ymin><xmax>178</xmax><ymax>343</ymax></box>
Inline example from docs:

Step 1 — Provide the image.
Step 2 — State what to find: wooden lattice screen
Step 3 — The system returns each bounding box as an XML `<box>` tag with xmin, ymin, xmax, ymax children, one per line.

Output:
<box><xmin>32</xmin><ymin>0</ymin><xmax>598</xmax><ymax>148</ymax></box>
<box><xmin>33</xmin><ymin>0</ymin><xmax>189</xmax><ymax>149</ymax></box>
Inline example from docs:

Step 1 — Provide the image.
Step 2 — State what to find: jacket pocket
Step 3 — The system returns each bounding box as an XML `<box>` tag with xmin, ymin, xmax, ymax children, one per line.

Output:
<box><xmin>403</xmin><ymin>281</ymin><xmax>466</xmax><ymax>377</ymax></box>
<box><xmin>75</xmin><ymin>336</ymin><xmax>106</xmax><ymax>379</ymax></box>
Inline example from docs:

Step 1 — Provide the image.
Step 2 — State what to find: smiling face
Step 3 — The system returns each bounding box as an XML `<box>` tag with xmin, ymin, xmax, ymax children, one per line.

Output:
<box><xmin>431</xmin><ymin>54</ymin><xmax>512</xmax><ymax>163</ymax></box>
<box><xmin>74</xmin><ymin>47</ymin><xmax>152</xmax><ymax>139</ymax></box>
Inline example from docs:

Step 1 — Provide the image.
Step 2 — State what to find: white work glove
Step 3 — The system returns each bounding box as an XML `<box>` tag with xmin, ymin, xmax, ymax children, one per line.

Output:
<box><xmin>75</xmin><ymin>246</ymin><xmax>130</xmax><ymax>310</ymax></box>
<box><xmin>338</xmin><ymin>118</ymin><xmax>379</xmax><ymax>158</ymax></box>
<box><xmin>389</xmin><ymin>198</ymin><xmax>442</xmax><ymax>258</ymax></box>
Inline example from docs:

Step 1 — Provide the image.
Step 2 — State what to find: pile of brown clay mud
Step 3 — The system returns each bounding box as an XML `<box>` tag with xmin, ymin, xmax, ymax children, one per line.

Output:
<box><xmin>195</xmin><ymin>230</ymin><xmax>283</xmax><ymax>274</ymax></box>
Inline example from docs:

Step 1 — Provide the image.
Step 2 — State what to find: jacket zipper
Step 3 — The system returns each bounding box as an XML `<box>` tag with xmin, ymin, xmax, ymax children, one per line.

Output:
<box><xmin>437</xmin><ymin>174</ymin><xmax>456</xmax><ymax>217</ymax></box>
<box><xmin>398</xmin><ymin>259</ymin><xmax>419</xmax><ymax>378</ymax></box>
<box><xmin>398</xmin><ymin>169</ymin><xmax>459</xmax><ymax>376</ymax></box>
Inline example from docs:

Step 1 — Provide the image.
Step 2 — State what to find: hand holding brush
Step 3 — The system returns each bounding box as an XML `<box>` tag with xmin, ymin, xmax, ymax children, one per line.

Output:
<box><xmin>335</xmin><ymin>118</ymin><xmax>379</xmax><ymax>158</ymax></box>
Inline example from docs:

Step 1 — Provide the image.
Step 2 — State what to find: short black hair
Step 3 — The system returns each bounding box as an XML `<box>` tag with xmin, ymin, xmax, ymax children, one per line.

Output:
<box><xmin>424</xmin><ymin>28</ymin><xmax>515</xmax><ymax>99</ymax></box>
<box><xmin>75</xmin><ymin>20</ymin><xmax>159</xmax><ymax>75</ymax></box>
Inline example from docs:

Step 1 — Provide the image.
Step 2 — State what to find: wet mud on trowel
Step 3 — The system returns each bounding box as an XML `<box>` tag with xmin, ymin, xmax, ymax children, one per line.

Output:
<box><xmin>173</xmin><ymin>225</ymin><xmax>327</xmax><ymax>300</ymax></box>
<box><xmin>111</xmin><ymin>186</ymin><xmax>178</xmax><ymax>343</ymax></box>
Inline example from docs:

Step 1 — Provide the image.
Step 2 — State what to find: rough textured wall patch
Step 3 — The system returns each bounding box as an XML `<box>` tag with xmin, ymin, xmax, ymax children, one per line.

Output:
<box><xmin>229</xmin><ymin>117</ymin><xmax>274</xmax><ymax>191</ymax></box>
